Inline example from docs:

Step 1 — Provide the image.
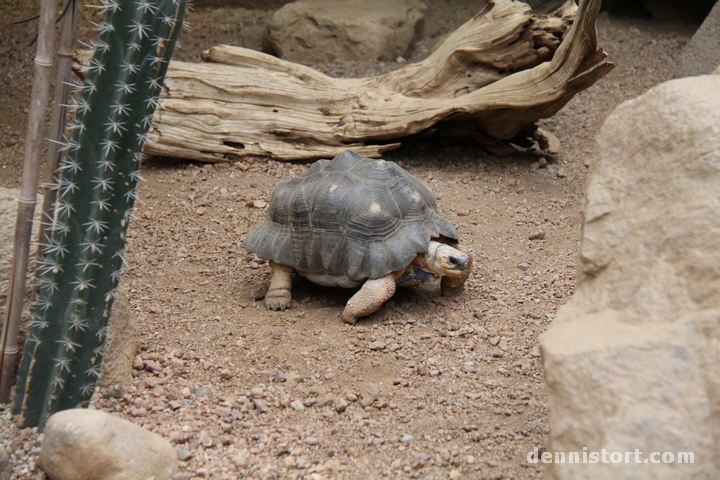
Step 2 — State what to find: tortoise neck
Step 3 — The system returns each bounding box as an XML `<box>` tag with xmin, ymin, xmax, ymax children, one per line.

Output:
<box><xmin>414</xmin><ymin>241</ymin><xmax>444</xmax><ymax>276</ymax></box>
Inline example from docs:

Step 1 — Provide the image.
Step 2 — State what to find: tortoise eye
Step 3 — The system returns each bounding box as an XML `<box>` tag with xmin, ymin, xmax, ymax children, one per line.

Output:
<box><xmin>448</xmin><ymin>255</ymin><xmax>458</xmax><ymax>264</ymax></box>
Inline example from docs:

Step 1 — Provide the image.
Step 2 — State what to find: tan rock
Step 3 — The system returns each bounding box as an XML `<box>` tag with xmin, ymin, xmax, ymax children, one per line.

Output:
<box><xmin>38</xmin><ymin>409</ymin><xmax>178</xmax><ymax>480</ymax></box>
<box><xmin>98</xmin><ymin>288</ymin><xmax>140</xmax><ymax>388</ymax></box>
<box><xmin>540</xmin><ymin>75</ymin><xmax>720</xmax><ymax>479</ymax></box>
<box><xmin>266</xmin><ymin>0</ymin><xmax>426</xmax><ymax>63</ymax></box>
<box><xmin>0</xmin><ymin>188</ymin><xmax>40</xmax><ymax>303</ymax></box>
<box><xmin>0</xmin><ymin>446</ymin><xmax>9</xmax><ymax>480</ymax></box>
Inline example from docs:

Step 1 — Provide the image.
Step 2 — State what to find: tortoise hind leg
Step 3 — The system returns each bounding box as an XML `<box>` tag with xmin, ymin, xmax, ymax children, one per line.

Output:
<box><xmin>341</xmin><ymin>273</ymin><xmax>396</xmax><ymax>324</ymax></box>
<box><xmin>265</xmin><ymin>261</ymin><xmax>294</xmax><ymax>311</ymax></box>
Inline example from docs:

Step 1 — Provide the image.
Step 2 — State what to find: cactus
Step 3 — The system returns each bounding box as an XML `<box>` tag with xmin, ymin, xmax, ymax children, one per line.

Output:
<box><xmin>12</xmin><ymin>0</ymin><xmax>187</xmax><ymax>428</ymax></box>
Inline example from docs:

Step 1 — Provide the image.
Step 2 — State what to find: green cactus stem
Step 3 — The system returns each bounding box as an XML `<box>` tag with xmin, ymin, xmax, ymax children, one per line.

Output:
<box><xmin>13</xmin><ymin>0</ymin><xmax>187</xmax><ymax>428</ymax></box>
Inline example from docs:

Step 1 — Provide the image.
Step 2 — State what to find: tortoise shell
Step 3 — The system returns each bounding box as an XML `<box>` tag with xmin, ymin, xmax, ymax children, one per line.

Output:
<box><xmin>244</xmin><ymin>151</ymin><xmax>458</xmax><ymax>281</ymax></box>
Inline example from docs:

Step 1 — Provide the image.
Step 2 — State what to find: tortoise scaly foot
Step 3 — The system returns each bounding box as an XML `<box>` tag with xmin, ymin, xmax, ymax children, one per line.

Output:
<box><xmin>341</xmin><ymin>274</ymin><xmax>396</xmax><ymax>324</ymax></box>
<box><xmin>265</xmin><ymin>289</ymin><xmax>291</xmax><ymax>311</ymax></box>
<box><xmin>265</xmin><ymin>261</ymin><xmax>294</xmax><ymax>312</ymax></box>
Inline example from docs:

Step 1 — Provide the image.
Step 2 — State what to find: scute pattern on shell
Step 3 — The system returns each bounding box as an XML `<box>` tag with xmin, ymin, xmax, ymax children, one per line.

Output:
<box><xmin>245</xmin><ymin>151</ymin><xmax>458</xmax><ymax>281</ymax></box>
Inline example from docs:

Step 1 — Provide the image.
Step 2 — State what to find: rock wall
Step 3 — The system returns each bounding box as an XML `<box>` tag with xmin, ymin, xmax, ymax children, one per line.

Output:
<box><xmin>540</xmin><ymin>73</ymin><xmax>720</xmax><ymax>478</ymax></box>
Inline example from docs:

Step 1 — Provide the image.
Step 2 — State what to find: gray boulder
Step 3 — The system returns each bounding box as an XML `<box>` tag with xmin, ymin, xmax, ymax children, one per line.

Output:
<box><xmin>540</xmin><ymin>73</ymin><xmax>720</xmax><ymax>479</ymax></box>
<box><xmin>266</xmin><ymin>0</ymin><xmax>426</xmax><ymax>63</ymax></box>
<box><xmin>675</xmin><ymin>0</ymin><xmax>720</xmax><ymax>78</ymax></box>
<box><xmin>38</xmin><ymin>409</ymin><xmax>177</xmax><ymax>480</ymax></box>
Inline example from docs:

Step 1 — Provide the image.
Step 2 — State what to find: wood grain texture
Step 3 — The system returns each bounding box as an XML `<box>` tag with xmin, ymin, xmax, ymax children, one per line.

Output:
<box><xmin>131</xmin><ymin>0</ymin><xmax>612</xmax><ymax>162</ymax></box>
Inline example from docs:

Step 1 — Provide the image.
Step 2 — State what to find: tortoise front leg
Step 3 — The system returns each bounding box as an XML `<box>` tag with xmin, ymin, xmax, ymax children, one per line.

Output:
<box><xmin>265</xmin><ymin>261</ymin><xmax>294</xmax><ymax>311</ymax></box>
<box><xmin>341</xmin><ymin>273</ymin><xmax>396</xmax><ymax>324</ymax></box>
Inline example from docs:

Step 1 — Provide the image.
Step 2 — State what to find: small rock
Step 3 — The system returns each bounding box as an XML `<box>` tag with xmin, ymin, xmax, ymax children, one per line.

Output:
<box><xmin>556</xmin><ymin>168</ymin><xmax>567</xmax><ymax>178</ymax></box>
<box><xmin>38</xmin><ymin>410</ymin><xmax>177</xmax><ymax>480</ymax></box>
<box><xmin>490</xmin><ymin>349</ymin><xmax>504</xmax><ymax>358</ymax></box>
<box><xmin>250</xmin><ymin>387</ymin><xmax>264</xmax><ymax>399</ymax></box>
<box><xmin>130</xmin><ymin>407</ymin><xmax>148</xmax><ymax>418</ymax></box>
<box><xmin>400</xmin><ymin>435</ymin><xmax>414</xmax><ymax>443</ymax></box>
<box><xmin>219</xmin><ymin>369</ymin><xmax>233</xmax><ymax>380</ymax></box>
<box><xmin>538</xmin><ymin>157</ymin><xmax>548</xmax><ymax>167</ymax></box>
<box><xmin>369</xmin><ymin>340</ymin><xmax>385</xmax><ymax>351</ymax></box>
<box><xmin>528</xmin><ymin>230</ymin><xmax>546</xmax><ymax>240</ymax></box>
<box><xmin>304</xmin><ymin>437</ymin><xmax>320</xmax><ymax>446</ymax></box>
<box><xmin>252</xmin><ymin>200</ymin><xmax>267</xmax><ymax>209</ymax></box>
<box><xmin>315</xmin><ymin>394</ymin><xmax>334</xmax><ymax>408</ymax></box>
<box><xmin>232</xmin><ymin>449</ymin><xmax>250</xmax><ymax>468</ymax></box>
<box><xmin>177</xmin><ymin>449</ymin><xmax>193</xmax><ymax>461</ymax></box>
<box><xmin>253</xmin><ymin>398</ymin><xmax>269</xmax><ymax>413</ymax></box>
<box><xmin>334</xmin><ymin>398</ymin><xmax>349</xmax><ymax>413</ymax></box>
<box><xmin>132</xmin><ymin>355</ymin><xmax>144</xmax><ymax>370</ymax></box>
<box><xmin>296</xmin><ymin>455</ymin><xmax>310</xmax><ymax>469</ymax></box>
<box><xmin>449</xmin><ymin>469</ymin><xmax>462</xmax><ymax>479</ymax></box>
<box><xmin>466</xmin><ymin>455</ymin><xmax>476</xmax><ymax>464</ymax></box>
<box><xmin>250</xmin><ymin>261</ymin><xmax>259</xmax><ymax>269</ymax></box>
<box><xmin>517</xmin><ymin>263</ymin><xmax>531</xmax><ymax>271</ymax></box>
<box><xmin>194</xmin><ymin>387</ymin><xmax>211</xmax><ymax>398</ymax></box>
<box><xmin>290</xmin><ymin>400</ymin><xmax>306</xmax><ymax>411</ymax></box>
<box><xmin>199</xmin><ymin>430</ymin><xmax>213</xmax><ymax>448</ymax></box>
<box><xmin>214</xmin><ymin>406</ymin><xmax>231</xmax><ymax>418</ymax></box>
<box><xmin>284</xmin><ymin>455</ymin><xmax>297</xmax><ymax>468</ymax></box>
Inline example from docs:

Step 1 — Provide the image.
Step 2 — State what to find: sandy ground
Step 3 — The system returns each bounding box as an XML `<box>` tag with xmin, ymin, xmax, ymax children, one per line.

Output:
<box><xmin>0</xmin><ymin>0</ymin><xmax>697</xmax><ymax>478</ymax></box>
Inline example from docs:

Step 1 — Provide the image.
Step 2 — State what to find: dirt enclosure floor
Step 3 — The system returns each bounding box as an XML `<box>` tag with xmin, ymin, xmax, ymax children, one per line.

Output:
<box><xmin>0</xmin><ymin>0</ymin><xmax>698</xmax><ymax>478</ymax></box>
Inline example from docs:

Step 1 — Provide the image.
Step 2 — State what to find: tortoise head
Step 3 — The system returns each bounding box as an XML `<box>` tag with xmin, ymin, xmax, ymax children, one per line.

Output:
<box><xmin>429</xmin><ymin>241</ymin><xmax>470</xmax><ymax>277</ymax></box>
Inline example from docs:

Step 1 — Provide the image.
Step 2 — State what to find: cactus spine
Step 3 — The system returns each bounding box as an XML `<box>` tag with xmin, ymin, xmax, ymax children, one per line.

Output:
<box><xmin>13</xmin><ymin>0</ymin><xmax>186</xmax><ymax>428</ymax></box>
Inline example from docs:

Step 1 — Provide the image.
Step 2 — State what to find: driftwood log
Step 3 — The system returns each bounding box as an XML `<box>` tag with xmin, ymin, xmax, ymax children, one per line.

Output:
<box><xmin>86</xmin><ymin>0</ymin><xmax>613</xmax><ymax>162</ymax></box>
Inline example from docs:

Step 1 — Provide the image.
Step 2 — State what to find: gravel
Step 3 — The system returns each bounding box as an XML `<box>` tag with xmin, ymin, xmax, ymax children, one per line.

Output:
<box><xmin>0</xmin><ymin>1</ymin><xmax>696</xmax><ymax>479</ymax></box>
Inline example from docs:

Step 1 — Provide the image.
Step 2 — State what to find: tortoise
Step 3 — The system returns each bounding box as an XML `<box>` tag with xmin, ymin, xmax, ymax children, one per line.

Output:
<box><xmin>244</xmin><ymin>150</ymin><xmax>472</xmax><ymax>324</ymax></box>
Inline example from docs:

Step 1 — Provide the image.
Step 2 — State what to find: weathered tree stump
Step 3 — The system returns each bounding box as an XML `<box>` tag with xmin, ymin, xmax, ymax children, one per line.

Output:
<box><xmin>79</xmin><ymin>0</ymin><xmax>612</xmax><ymax>162</ymax></box>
